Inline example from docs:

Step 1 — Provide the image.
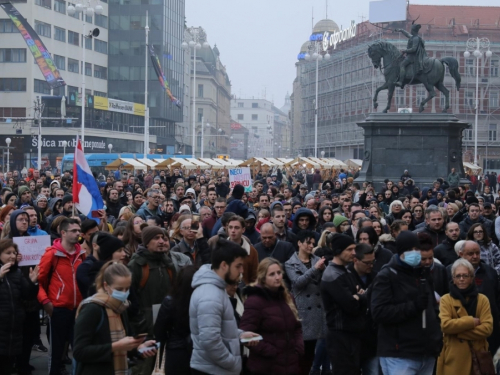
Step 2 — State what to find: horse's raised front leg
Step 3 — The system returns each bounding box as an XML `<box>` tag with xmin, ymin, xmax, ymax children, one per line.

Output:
<box><xmin>383</xmin><ymin>84</ymin><xmax>396</xmax><ymax>113</ymax></box>
<box><xmin>373</xmin><ymin>82</ymin><xmax>389</xmax><ymax>111</ymax></box>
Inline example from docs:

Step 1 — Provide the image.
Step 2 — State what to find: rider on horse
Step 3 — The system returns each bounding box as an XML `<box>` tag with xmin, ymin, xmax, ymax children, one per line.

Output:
<box><xmin>394</xmin><ymin>24</ymin><xmax>427</xmax><ymax>88</ymax></box>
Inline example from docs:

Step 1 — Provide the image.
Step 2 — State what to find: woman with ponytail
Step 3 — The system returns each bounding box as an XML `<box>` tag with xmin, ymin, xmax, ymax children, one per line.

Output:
<box><xmin>239</xmin><ymin>257</ymin><xmax>304</xmax><ymax>375</ymax></box>
<box><xmin>73</xmin><ymin>261</ymin><xmax>157</xmax><ymax>375</ymax></box>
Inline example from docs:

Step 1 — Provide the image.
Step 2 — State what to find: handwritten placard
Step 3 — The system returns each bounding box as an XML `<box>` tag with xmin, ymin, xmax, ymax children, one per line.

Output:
<box><xmin>14</xmin><ymin>235</ymin><xmax>51</xmax><ymax>267</ymax></box>
<box><xmin>229</xmin><ymin>168</ymin><xmax>252</xmax><ymax>192</ymax></box>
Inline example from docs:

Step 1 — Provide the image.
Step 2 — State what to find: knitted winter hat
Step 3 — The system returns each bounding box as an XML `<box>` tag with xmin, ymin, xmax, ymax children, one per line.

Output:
<box><xmin>333</xmin><ymin>215</ymin><xmax>348</xmax><ymax>228</ymax></box>
<box><xmin>141</xmin><ymin>226</ymin><xmax>164</xmax><ymax>247</ymax></box>
<box><xmin>97</xmin><ymin>233</ymin><xmax>125</xmax><ymax>261</ymax></box>
<box><xmin>17</xmin><ymin>186</ymin><xmax>30</xmax><ymax>197</ymax></box>
<box><xmin>396</xmin><ymin>231</ymin><xmax>420</xmax><ymax>255</ymax></box>
<box><xmin>61</xmin><ymin>194</ymin><xmax>73</xmax><ymax>206</ymax></box>
<box><xmin>330</xmin><ymin>234</ymin><xmax>355</xmax><ymax>255</ymax></box>
<box><xmin>232</xmin><ymin>184</ymin><xmax>245</xmax><ymax>200</ymax></box>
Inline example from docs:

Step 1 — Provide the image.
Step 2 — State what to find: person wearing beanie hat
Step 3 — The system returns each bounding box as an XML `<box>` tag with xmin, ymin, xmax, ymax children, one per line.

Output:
<box><xmin>231</xmin><ymin>184</ymin><xmax>245</xmax><ymax>200</ymax></box>
<box><xmin>61</xmin><ymin>194</ymin><xmax>74</xmax><ymax>215</ymax></box>
<box><xmin>17</xmin><ymin>185</ymin><xmax>30</xmax><ymax>197</ymax></box>
<box><xmin>370</xmin><ymin>230</ymin><xmax>442</xmax><ymax>372</ymax></box>
<box><xmin>17</xmin><ymin>185</ymin><xmax>34</xmax><ymax>207</ymax></box>
<box><xmin>179</xmin><ymin>204</ymin><xmax>191</xmax><ymax>214</ymax></box>
<box><xmin>127</xmin><ymin>225</ymin><xmax>191</xmax><ymax>336</ymax></box>
<box><xmin>96</xmin><ymin>233</ymin><xmax>126</xmax><ymax>262</ymax></box>
<box><xmin>320</xmin><ymin>233</ymin><xmax>365</xmax><ymax>373</ymax></box>
<box><xmin>3</xmin><ymin>192</ymin><xmax>17</xmax><ymax>207</ymax></box>
<box><xmin>333</xmin><ymin>215</ymin><xmax>349</xmax><ymax>233</ymax></box>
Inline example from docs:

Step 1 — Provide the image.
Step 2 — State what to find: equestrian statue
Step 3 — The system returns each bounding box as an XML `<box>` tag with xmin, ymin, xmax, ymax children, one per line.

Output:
<box><xmin>367</xmin><ymin>22</ymin><xmax>461</xmax><ymax>113</ymax></box>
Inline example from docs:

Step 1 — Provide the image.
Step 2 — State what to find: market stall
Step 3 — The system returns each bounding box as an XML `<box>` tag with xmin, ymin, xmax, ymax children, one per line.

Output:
<box><xmin>105</xmin><ymin>158</ymin><xmax>148</xmax><ymax>171</ymax></box>
<box><xmin>463</xmin><ymin>162</ymin><xmax>482</xmax><ymax>176</ymax></box>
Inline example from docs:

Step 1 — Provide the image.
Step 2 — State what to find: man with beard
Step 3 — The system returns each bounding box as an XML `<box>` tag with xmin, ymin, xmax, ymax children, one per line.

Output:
<box><xmin>136</xmin><ymin>189</ymin><xmax>161</xmax><ymax>220</ymax></box>
<box><xmin>161</xmin><ymin>199</ymin><xmax>176</xmax><ymax>229</ymax></box>
<box><xmin>201</xmin><ymin>188</ymin><xmax>217</xmax><ymax>209</ymax></box>
<box><xmin>171</xmin><ymin>183</ymin><xmax>185</xmax><ymax>211</ymax></box>
<box><xmin>434</xmin><ymin>222</ymin><xmax>461</xmax><ymax>267</ymax></box>
<box><xmin>16</xmin><ymin>185</ymin><xmax>34</xmax><ymax>207</ymax></box>
<box><xmin>105</xmin><ymin>188</ymin><xmax>123</xmax><ymax>220</ymax></box>
<box><xmin>190</xmin><ymin>238</ymin><xmax>259</xmax><ymax>375</ymax></box>
<box><xmin>170</xmin><ymin>218</ymin><xmax>211</xmax><ymax>268</ymax></box>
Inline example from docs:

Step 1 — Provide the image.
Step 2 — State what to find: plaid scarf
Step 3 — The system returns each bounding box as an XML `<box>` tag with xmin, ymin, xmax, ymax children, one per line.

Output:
<box><xmin>77</xmin><ymin>292</ymin><xmax>129</xmax><ymax>375</ymax></box>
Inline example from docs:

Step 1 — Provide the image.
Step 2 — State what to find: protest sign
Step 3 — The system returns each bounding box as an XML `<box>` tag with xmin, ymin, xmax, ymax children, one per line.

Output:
<box><xmin>229</xmin><ymin>167</ymin><xmax>253</xmax><ymax>192</ymax></box>
<box><xmin>14</xmin><ymin>235</ymin><xmax>51</xmax><ymax>267</ymax></box>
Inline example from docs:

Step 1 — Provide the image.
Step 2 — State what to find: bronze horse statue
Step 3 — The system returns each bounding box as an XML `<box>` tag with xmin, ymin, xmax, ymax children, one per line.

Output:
<box><xmin>367</xmin><ymin>41</ymin><xmax>461</xmax><ymax>113</ymax></box>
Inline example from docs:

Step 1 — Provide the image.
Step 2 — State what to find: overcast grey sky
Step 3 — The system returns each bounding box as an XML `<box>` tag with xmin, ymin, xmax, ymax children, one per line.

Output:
<box><xmin>186</xmin><ymin>0</ymin><xmax>498</xmax><ymax>109</ymax></box>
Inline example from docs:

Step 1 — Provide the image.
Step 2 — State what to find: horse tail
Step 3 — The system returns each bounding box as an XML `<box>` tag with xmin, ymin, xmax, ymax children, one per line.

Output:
<box><xmin>441</xmin><ymin>57</ymin><xmax>461</xmax><ymax>91</ymax></box>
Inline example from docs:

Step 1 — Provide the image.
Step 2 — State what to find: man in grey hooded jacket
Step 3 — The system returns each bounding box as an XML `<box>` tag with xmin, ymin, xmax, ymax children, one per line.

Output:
<box><xmin>189</xmin><ymin>238</ymin><xmax>260</xmax><ymax>375</ymax></box>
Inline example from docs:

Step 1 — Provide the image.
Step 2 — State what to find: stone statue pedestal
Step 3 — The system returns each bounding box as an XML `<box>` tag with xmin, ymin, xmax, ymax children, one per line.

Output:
<box><xmin>356</xmin><ymin>113</ymin><xmax>471</xmax><ymax>188</ymax></box>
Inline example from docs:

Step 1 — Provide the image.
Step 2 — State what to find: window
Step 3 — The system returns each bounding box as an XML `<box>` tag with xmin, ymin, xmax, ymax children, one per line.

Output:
<box><xmin>252</xmin><ymin>114</ymin><xmax>258</xmax><ymax>120</ymax></box>
<box><xmin>53</xmin><ymin>85</ymin><xmax>65</xmax><ymax>96</ymax></box>
<box><xmin>68</xmin><ymin>3</ymin><xmax>79</xmax><ymax>19</ymax></box>
<box><xmin>53</xmin><ymin>54</ymin><xmax>65</xmax><ymax>70</ymax></box>
<box><xmin>490</xmin><ymin>91</ymin><xmax>499</xmax><ymax>108</ymax></box>
<box><xmin>466</xmin><ymin>59</ymin><xmax>475</xmax><ymax>76</ymax></box>
<box><xmin>0</xmin><ymin>49</ymin><xmax>26</xmax><ymax>62</ymax></box>
<box><xmin>54</xmin><ymin>27</ymin><xmax>65</xmax><ymax>42</ymax></box>
<box><xmin>34</xmin><ymin>20</ymin><xmax>51</xmax><ymax>38</ymax></box>
<box><xmin>465</xmin><ymin>91</ymin><xmax>474</xmax><ymax>107</ymax></box>
<box><xmin>54</xmin><ymin>0</ymin><xmax>65</xmax><ymax>13</ymax></box>
<box><xmin>94</xmin><ymin>40</ymin><xmax>107</xmax><ymax>54</ymax></box>
<box><xmin>416</xmin><ymin>90</ymin><xmax>425</xmax><ymax>105</ymax></box>
<box><xmin>252</xmin><ymin>103</ymin><xmax>258</xmax><ymax>108</ymax></box>
<box><xmin>34</xmin><ymin>79</ymin><xmax>51</xmax><ymax>94</ymax></box>
<box><xmin>94</xmin><ymin>65</ymin><xmax>107</xmax><ymax>79</ymax></box>
<box><xmin>197</xmin><ymin>108</ymin><xmax>203</xmax><ymax>122</ymax></box>
<box><xmin>95</xmin><ymin>14</ymin><xmax>108</xmax><ymax>28</ymax></box>
<box><xmin>94</xmin><ymin>91</ymin><xmax>107</xmax><ymax>98</ymax></box>
<box><xmin>68</xmin><ymin>31</ymin><xmax>79</xmax><ymax>46</ymax></box>
<box><xmin>197</xmin><ymin>84</ymin><xmax>203</xmax><ymax>98</ymax></box>
<box><xmin>84</xmin><ymin>62</ymin><xmax>92</xmax><ymax>76</ymax></box>
<box><xmin>0</xmin><ymin>19</ymin><xmax>16</xmax><ymax>33</ymax></box>
<box><xmin>464</xmin><ymin>129</ymin><xmax>473</xmax><ymax>141</ymax></box>
<box><xmin>85</xmin><ymin>15</ymin><xmax>92</xmax><ymax>23</ymax></box>
<box><xmin>237</xmin><ymin>114</ymin><xmax>244</xmax><ymax>120</ymax></box>
<box><xmin>82</xmin><ymin>36</ymin><xmax>92</xmax><ymax>50</ymax></box>
<box><xmin>492</xmin><ymin>60</ymin><xmax>499</xmax><ymax>77</ymax></box>
<box><xmin>489</xmin><ymin>124</ymin><xmax>497</xmax><ymax>141</ymax></box>
<box><xmin>237</xmin><ymin>102</ymin><xmax>243</xmax><ymax>108</ymax></box>
<box><xmin>0</xmin><ymin>78</ymin><xmax>26</xmax><ymax>92</ymax></box>
<box><xmin>68</xmin><ymin>85</ymin><xmax>78</xmax><ymax>97</ymax></box>
<box><xmin>68</xmin><ymin>58</ymin><xmax>79</xmax><ymax>73</ymax></box>
<box><xmin>35</xmin><ymin>0</ymin><xmax>51</xmax><ymax>8</ymax></box>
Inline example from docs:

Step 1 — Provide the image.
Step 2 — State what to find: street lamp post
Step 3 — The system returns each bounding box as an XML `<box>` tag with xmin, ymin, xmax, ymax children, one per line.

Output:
<box><xmin>464</xmin><ymin>38</ymin><xmax>492</xmax><ymax>166</ymax></box>
<box><xmin>108</xmin><ymin>144</ymin><xmax>113</xmax><ymax>153</ymax></box>
<box><xmin>182</xmin><ymin>27</ymin><xmax>209</xmax><ymax>158</ymax></box>
<box><xmin>303</xmin><ymin>42</ymin><xmax>330</xmax><ymax>158</ymax></box>
<box><xmin>62</xmin><ymin>140</ymin><xmax>68</xmax><ymax>156</ymax></box>
<box><xmin>67</xmin><ymin>1</ymin><xmax>103</xmax><ymax>149</ymax></box>
<box><xmin>5</xmin><ymin>138</ymin><xmax>11</xmax><ymax>173</ymax></box>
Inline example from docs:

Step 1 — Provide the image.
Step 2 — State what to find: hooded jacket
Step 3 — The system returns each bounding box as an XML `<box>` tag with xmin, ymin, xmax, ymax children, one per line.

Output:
<box><xmin>37</xmin><ymin>238</ymin><xmax>86</xmax><ymax>309</ymax></box>
<box><xmin>288</xmin><ymin>208</ymin><xmax>319</xmax><ymax>245</ymax></box>
<box><xmin>9</xmin><ymin>210</ymin><xmax>29</xmax><ymax>237</ymax></box>
<box><xmin>189</xmin><ymin>264</ymin><xmax>243</xmax><ymax>375</ymax></box>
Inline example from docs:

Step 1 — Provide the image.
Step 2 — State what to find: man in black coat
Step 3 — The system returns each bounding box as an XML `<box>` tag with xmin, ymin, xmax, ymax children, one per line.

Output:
<box><xmin>254</xmin><ymin>223</ymin><xmax>294</xmax><ymax>264</ymax></box>
<box><xmin>413</xmin><ymin>207</ymin><xmax>446</xmax><ymax>248</ymax></box>
<box><xmin>356</xmin><ymin>227</ymin><xmax>392</xmax><ymax>274</ymax></box>
<box><xmin>371</xmin><ymin>231</ymin><xmax>442</xmax><ymax>374</ymax></box>
<box><xmin>459</xmin><ymin>203</ymin><xmax>495</xmax><ymax>240</ymax></box>
<box><xmin>417</xmin><ymin>232</ymin><xmax>449</xmax><ymax>297</ymax></box>
<box><xmin>433</xmin><ymin>222</ymin><xmax>461</xmax><ymax>267</ymax></box>
<box><xmin>449</xmin><ymin>240</ymin><xmax>500</xmax><ymax>355</ymax></box>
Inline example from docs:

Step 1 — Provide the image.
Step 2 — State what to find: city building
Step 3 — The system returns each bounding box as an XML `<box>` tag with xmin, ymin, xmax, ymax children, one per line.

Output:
<box><xmin>180</xmin><ymin>27</ymin><xmax>232</xmax><ymax>158</ymax></box>
<box><xmin>230</xmin><ymin>97</ymin><xmax>291</xmax><ymax>158</ymax></box>
<box><xmin>293</xmin><ymin>5</ymin><xmax>500</xmax><ymax>169</ymax></box>
<box><xmin>230</xmin><ymin>120</ymin><xmax>249</xmax><ymax>160</ymax></box>
<box><xmin>0</xmin><ymin>0</ymin><xmax>186</xmax><ymax>171</ymax></box>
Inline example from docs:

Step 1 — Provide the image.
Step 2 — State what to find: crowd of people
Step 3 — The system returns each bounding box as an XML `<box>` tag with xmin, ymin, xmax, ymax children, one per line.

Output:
<box><xmin>2</xmin><ymin>165</ymin><xmax>500</xmax><ymax>375</ymax></box>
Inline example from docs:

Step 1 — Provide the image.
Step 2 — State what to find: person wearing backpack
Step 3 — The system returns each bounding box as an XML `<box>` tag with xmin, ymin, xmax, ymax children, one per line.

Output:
<box><xmin>73</xmin><ymin>262</ymin><xmax>157</xmax><ymax>375</ymax></box>
<box><xmin>37</xmin><ymin>218</ymin><xmax>86</xmax><ymax>375</ymax></box>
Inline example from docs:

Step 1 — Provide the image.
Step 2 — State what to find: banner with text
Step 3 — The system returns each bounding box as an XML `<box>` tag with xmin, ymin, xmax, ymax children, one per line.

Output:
<box><xmin>15</xmin><ymin>235</ymin><xmax>51</xmax><ymax>267</ymax></box>
<box><xmin>0</xmin><ymin>3</ymin><xmax>65</xmax><ymax>89</ymax></box>
<box><xmin>229</xmin><ymin>167</ymin><xmax>252</xmax><ymax>192</ymax></box>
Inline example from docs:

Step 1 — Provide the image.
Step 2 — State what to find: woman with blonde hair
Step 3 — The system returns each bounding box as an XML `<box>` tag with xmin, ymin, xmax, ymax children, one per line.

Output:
<box><xmin>437</xmin><ymin>258</ymin><xmax>493</xmax><ymax>375</ymax></box>
<box><xmin>121</xmin><ymin>215</ymin><xmax>144</xmax><ymax>261</ymax></box>
<box><xmin>239</xmin><ymin>257</ymin><xmax>304</xmax><ymax>375</ymax></box>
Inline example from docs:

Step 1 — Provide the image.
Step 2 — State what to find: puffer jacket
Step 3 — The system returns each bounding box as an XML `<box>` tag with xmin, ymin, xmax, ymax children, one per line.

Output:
<box><xmin>240</xmin><ymin>285</ymin><xmax>304</xmax><ymax>375</ymax></box>
<box><xmin>189</xmin><ymin>264</ymin><xmax>242</xmax><ymax>375</ymax></box>
<box><xmin>37</xmin><ymin>239</ymin><xmax>86</xmax><ymax>309</ymax></box>
<box><xmin>0</xmin><ymin>265</ymin><xmax>38</xmax><ymax>356</ymax></box>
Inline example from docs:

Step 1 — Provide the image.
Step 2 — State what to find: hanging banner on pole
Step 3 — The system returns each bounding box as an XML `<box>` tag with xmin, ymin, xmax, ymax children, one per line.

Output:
<box><xmin>149</xmin><ymin>45</ymin><xmax>181</xmax><ymax>108</ymax></box>
<box><xmin>229</xmin><ymin>167</ymin><xmax>253</xmax><ymax>192</ymax></box>
<box><xmin>0</xmin><ymin>2</ymin><xmax>65</xmax><ymax>89</ymax></box>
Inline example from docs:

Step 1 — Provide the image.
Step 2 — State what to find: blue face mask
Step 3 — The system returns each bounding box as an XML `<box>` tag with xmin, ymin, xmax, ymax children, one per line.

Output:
<box><xmin>402</xmin><ymin>250</ymin><xmax>421</xmax><ymax>267</ymax></box>
<box><xmin>110</xmin><ymin>289</ymin><xmax>129</xmax><ymax>303</ymax></box>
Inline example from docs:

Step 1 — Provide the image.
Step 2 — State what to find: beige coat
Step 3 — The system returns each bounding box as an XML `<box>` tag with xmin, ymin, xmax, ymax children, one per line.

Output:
<box><xmin>437</xmin><ymin>293</ymin><xmax>493</xmax><ymax>375</ymax></box>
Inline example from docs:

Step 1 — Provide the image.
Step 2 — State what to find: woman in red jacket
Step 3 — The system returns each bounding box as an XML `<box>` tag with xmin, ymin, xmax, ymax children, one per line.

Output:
<box><xmin>240</xmin><ymin>257</ymin><xmax>304</xmax><ymax>375</ymax></box>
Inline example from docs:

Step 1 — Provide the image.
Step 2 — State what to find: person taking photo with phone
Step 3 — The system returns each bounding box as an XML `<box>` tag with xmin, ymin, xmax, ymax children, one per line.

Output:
<box><xmin>170</xmin><ymin>217</ymin><xmax>211</xmax><ymax>268</ymax></box>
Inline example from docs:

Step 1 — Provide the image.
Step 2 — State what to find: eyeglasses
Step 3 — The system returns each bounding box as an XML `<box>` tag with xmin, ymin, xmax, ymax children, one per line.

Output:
<box><xmin>359</xmin><ymin>260</ymin><xmax>376</xmax><ymax>266</ymax></box>
<box><xmin>473</xmin><ymin>230</ymin><xmax>484</xmax><ymax>234</ymax></box>
<box><xmin>453</xmin><ymin>274</ymin><xmax>471</xmax><ymax>280</ymax></box>
<box><xmin>16</xmin><ymin>218</ymin><xmax>28</xmax><ymax>223</ymax></box>
<box><xmin>151</xmin><ymin>196</ymin><xmax>160</xmax><ymax>200</ymax></box>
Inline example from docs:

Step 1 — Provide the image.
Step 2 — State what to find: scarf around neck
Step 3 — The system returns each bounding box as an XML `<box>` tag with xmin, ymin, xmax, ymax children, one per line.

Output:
<box><xmin>77</xmin><ymin>292</ymin><xmax>129</xmax><ymax>375</ymax></box>
<box><xmin>449</xmin><ymin>281</ymin><xmax>478</xmax><ymax>317</ymax></box>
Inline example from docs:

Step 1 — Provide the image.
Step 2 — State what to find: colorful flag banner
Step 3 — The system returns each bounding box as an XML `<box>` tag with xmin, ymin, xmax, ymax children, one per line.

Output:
<box><xmin>0</xmin><ymin>2</ymin><xmax>65</xmax><ymax>89</ymax></box>
<box><xmin>73</xmin><ymin>138</ymin><xmax>104</xmax><ymax>218</ymax></box>
<box><xmin>149</xmin><ymin>45</ymin><xmax>181</xmax><ymax>108</ymax></box>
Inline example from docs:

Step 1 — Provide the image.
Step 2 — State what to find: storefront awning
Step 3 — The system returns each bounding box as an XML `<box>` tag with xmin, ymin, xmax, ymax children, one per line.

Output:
<box><xmin>136</xmin><ymin>158</ymin><xmax>158</xmax><ymax>169</ymax></box>
<box><xmin>198</xmin><ymin>158</ymin><xmax>226</xmax><ymax>169</ymax></box>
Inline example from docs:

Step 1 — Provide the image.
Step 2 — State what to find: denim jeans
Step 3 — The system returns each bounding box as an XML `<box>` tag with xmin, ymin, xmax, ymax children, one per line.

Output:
<box><xmin>311</xmin><ymin>338</ymin><xmax>331</xmax><ymax>372</ymax></box>
<box><xmin>380</xmin><ymin>356</ymin><xmax>435</xmax><ymax>375</ymax></box>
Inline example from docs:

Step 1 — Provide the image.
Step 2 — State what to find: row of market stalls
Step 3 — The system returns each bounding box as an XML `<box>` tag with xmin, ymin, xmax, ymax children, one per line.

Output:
<box><xmin>104</xmin><ymin>156</ymin><xmax>362</xmax><ymax>172</ymax></box>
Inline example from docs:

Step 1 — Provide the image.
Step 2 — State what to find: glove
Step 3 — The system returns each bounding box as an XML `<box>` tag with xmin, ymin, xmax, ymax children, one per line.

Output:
<box><xmin>415</xmin><ymin>290</ymin><xmax>429</xmax><ymax>312</ymax></box>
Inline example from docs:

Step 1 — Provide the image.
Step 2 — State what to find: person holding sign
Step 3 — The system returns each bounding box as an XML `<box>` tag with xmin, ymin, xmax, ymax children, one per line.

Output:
<box><xmin>0</xmin><ymin>238</ymin><xmax>39</xmax><ymax>375</ymax></box>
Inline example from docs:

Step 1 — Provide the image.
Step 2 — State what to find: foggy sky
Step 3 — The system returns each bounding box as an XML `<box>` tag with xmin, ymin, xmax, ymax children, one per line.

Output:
<box><xmin>186</xmin><ymin>0</ymin><xmax>499</xmax><ymax>109</ymax></box>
